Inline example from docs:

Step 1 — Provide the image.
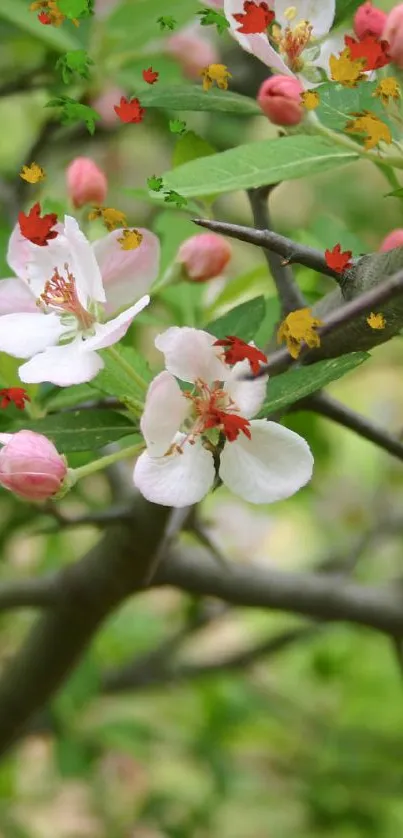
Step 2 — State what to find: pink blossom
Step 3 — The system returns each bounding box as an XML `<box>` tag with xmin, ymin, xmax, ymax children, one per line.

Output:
<box><xmin>257</xmin><ymin>75</ymin><xmax>304</xmax><ymax>125</ymax></box>
<box><xmin>66</xmin><ymin>157</ymin><xmax>108</xmax><ymax>209</ymax></box>
<box><xmin>354</xmin><ymin>1</ymin><xmax>387</xmax><ymax>40</ymax></box>
<box><xmin>379</xmin><ymin>229</ymin><xmax>403</xmax><ymax>252</ymax></box>
<box><xmin>0</xmin><ymin>430</ymin><xmax>67</xmax><ymax>501</ymax></box>
<box><xmin>177</xmin><ymin>234</ymin><xmax>232</xmax><ymax>281</ymax></box>
<box><xmin>382</xmin><ymin>4</ymin><xmax>403</xmax><ymax>68</ymax></box>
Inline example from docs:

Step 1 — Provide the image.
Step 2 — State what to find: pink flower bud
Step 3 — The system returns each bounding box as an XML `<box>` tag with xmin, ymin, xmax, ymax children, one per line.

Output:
<box><xmin>165</xmin><ymin>30</ymin><xmax>219</xmax><ymax>80</ymax></box>
<box><xmin>66</xmin><ymin>157</ymin><xmax>108</xmax><ymax>209</ymax></box>
<box><xmin>383</xmin><ymin>4</ymin><xmax>403</xmax><ymax>68</ymax></box>
<box><xmin>257</xmin><ymin>75</ymin><xmax>304</xmax><ymax>126</ymax></box>
<box><xmin>379</xmin><ymin>228</ymin><xmax>403</xmax><ymax>251</ymax></box>
<box><xmin>0</xmin><ymin>431</ymin><xmax>67</xmax><ymax>501</ymax></box>
<box><xmin>353</xmin><ymin>1</ymin><xmax>387</xmax><ymax>40</ymax></box>
<box><xmin>177</xmin><ymin>233</ymin><xmax>232</xmax><ymax>282</ymax></box>
<box><xmin>91</xmin><ymin>86</ymin><xmax>125</xmax><ymax>128</ymax></box>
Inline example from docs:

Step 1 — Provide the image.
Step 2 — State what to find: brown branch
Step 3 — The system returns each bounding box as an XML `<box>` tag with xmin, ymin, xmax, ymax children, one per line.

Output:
<box><xmin>0</xmin><ymin>497</ymin><xmax>171</xmax><ymax>757</ymax></box>
<box><xmin>154</xmin><ymin>547</ymin><xmax>403</xmax><ymax>636</ymax></box>
<box><xmin>0</xmin><ymin>576</ymin><xmax>59</xmax><ymax>611</ymax></box>
<box><xmin>193</xmin><ymin>216</ymin><xmax>340</xmax><ymax>280</ymax></box>
<box><xmin>247</xmin><ymin>186</ymin><xmax>307</xmax><ymax>313</ymax></box>
<box><xmin>303</xmin><ymin>392</ymin><xmax>403</xmax><ymax>463</ymax></box>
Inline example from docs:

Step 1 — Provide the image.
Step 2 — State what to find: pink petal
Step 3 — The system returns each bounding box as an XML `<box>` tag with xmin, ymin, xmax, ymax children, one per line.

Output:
<box><xmin>0</xmin><ymin>278</ymin><xmax>37</xmax><ymax>314</ymax></box>
<box><xmin>93</xmin><ymin>228</ymin><xmax>160</xmax><ymax>315</ymax></box>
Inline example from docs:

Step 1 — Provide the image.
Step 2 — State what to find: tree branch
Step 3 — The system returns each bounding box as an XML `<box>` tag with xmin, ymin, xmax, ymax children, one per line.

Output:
<box><xmin>193</xmin><ymin>216</ymin><xmax>339</xmax><ymax>280</ymax></box>
<box><xmin>303</xmin><ymin>392</ymin><xmax>403</xmax><ymax>463</ymax></box>
<box><xmin>154</xmin><ymin>547</ymin><xmax>403</xmax><ymax>636</ymax></box>
<box><xmin>0</xmin><ymin>497</ymin><xmax>171</xmax><ymax>757</ymax></box>
<box><xmin>0</xmin><ymin>576</ymin><xmax>59</xmax><ymax>611</ymax></box>
<box><xmin>247</xmin><ymin>186</ymin><xmax>307</xmax><ymax>313</ymax></box>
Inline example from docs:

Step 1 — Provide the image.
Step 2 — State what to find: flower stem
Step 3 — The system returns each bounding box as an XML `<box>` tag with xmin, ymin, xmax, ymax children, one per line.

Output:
<box><xmin>70</xmin><ymin>441</ymin><xmax>145</xmax><ymax>484</ymax></box>
<box><xmin>105</xmin><ymin>346</ymin><xmax>149</xmax><ymax>393</ymax></box>
<box><xmin>307</xmin><ymin>112</ymin><xmax>403</xmax><ymax>170</ymax></box>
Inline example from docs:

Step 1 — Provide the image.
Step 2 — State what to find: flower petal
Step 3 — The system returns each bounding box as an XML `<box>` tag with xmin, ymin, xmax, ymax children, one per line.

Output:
<box><xmin>141</xmin><ymin>371</ymin><xmax>189</xmax><ymax>457</ymax></box>
<box><xmin>134</xmin><ymin>435</ymin><xmax>215</xmax><ymax>507</ymax></box>
<box><xmin>0</xmin><ymin>434</ymin><xmax>13</xmax><ymax>445</ymax></box>
<box><xmin>25</xmin><ymin>230</ymin><xmax>76</xmax><ymax>299</ymax></box>
<box><xmin>82</xmin><ymin>295</ymin><xmax>150</xmax><ymax>351</ymax></box>
<box><xmin>223</xmin><ymin>0</ymin><xmax>292</xmax><ymax>74</ymax></box>
<box><xmin>93</xmin><ymin>228</ymin><xmax>160</xmax><ymax>314</ymax></box>
<box><xmin>0</xmin><ymin>278</ymin><xmax>37</xmax><ymax>314</ymax></box>
<box><xmin>274</xmin><ymin>0</ymin><xmax>335</xmax><ymax>38</ymax></box>
<box><xmin>0</xmin><ymin>312</ymin><xmax>67</xmax><ymax>358</ymax></box>
<box><xmin>7</xmin><ymin>224</ymin><xmax>33</xmax><ymax>281</ymax></box>
<box><xmin>219</xmin><ymin>418</ymin><xmax>314</xmax><ymax>504</ymax></box>
<box><xmin>155</xmin><ymin>326</ymin><xmax>229</xmax><ymax>383</ymax></box>
<box><xmin>63</xmin><ymin>215</ymin><xmax>106</xmax><ymax>306</ymax></box>
<box><xmin>225</xmin><ymin>359</ymin><xmax>267</xmax><ymax>418</ymax></box>
<box><xmin>18</xmin><ymin>338</ymin><xmax>104</xmax><ymax>386</ymax></box>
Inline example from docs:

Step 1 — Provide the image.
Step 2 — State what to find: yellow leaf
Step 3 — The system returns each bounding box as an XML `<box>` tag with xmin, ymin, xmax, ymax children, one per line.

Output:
<box><xmin>277</xmin><ymin>308</ymin><xmax>323</xmax><ymax>359</ymax></box>
<box><xmin>367</xmin><ymin>311</ymin><xmax>386</xmax><ymax>329</ymax></box>
<box><xmin>345</xmin><ymin>109</ymin><xmax>392</xmax><ymax>149</ymax></box>
<box><xmin>373</xmin><ymin>77</ymin><xmax>401</xmax><ymax>106</ymax></box>
<box><xmin>200</xmin><ymin>63</ymin><xmax>232</xmax><ymax>91</ymax></box>
<box><xmin>301</xmin><ymin>90</ymin><xmax>320</xmax><ymax>110</ymax></box>
<box><xmin>20</xmin><ymin>162</ymin><xmax>46</xmax><ymax>184</ymax></box>
<box><xmin>329</xmin><ymin>47</ymin><xmax>365</xmax><ymax>88</ymax></box>
<box><xmin>117</xmin><ymin>228</ymin><xmax>143</xmax><ymax>250</ymax></box>
<box><xmin>89</xmin><ymin>206</ymin><xmax>128</xmax><ymax>231</ymax></box>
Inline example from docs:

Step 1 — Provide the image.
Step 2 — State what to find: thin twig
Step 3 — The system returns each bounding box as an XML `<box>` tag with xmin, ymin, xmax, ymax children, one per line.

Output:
<box><xmin>193</xmin><ymin>216</ymin><xmax>340</xmax><ymax>280</ymax></box>
<box><xmin>247</xmin><ymin>186</ymin><xmax>307</xmax><ymax>313</ymax></box>
<box><xmin>304</xmin><ymin>392</ymin><xmax>403</xmax><ymax>463</ymax></box>
<box><xmin>251</xmin><ymin>263</ymin><xmax>403</xmax><ymax>378</ymax></box>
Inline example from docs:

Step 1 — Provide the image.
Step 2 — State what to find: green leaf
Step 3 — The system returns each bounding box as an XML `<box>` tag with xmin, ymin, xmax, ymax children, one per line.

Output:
<box><xmin>259</xmin><ymin>352</ymin><xmax>369</xmax><ymax>417</ymax></box>
<box><xmin>206</xmin><ymin>297</ymin><xmax>266</xmax><ymax>343</ymax></box>
<box><xmin>108</xmin><ymin>0</ymin><xmax>199</xmax><ymax>51</ymax></box>
<box><xmin>197</xmin><ymin>7</ymin><xmax>230</xmax><ymax>35</ymax></box>
<box><xmin>43</xmin><ymin>383</ymin><xmax>96</xmax><ymax>411</ymax></box>
<box><xmin>92</xmin><ymin>345</ymin><xmax>153</xmax><ymax>402</ymax></box>
<box><xmin>0</xmin><ymin>0</ymin><xmax>82</xmax><ymax>52</ymax></box>
<box><xmin>136</xmin><ymin>84</ymin><xmax>260</xmax><ymax>115</ymax></box>
<box><xmin>11</xmin><ymin>410</ymin><xmax>137</xmax><ymax>452</ymax></box>
<box><xmin>169</xmin><ymin>117</ymin><xmax>187</xmax><ymax>135</ymax></box>
<box><xmin>162</xmin><ymin>136</ymin><xmax>359</xmax><ymax>198</ymax></box>
<box><xmin>334</xmin><ymin>0</ymin><xmax>363</xmax><ymax>27</ymax></box>
<box><xmin>173</xmin><ymin>131</ymin><xmax>216</xmax><ymax>168</ymax></box>
<box><xmin>315</xmin><ymin>80</ymin><xmax>397</xmax><ymax>139</ymax></box>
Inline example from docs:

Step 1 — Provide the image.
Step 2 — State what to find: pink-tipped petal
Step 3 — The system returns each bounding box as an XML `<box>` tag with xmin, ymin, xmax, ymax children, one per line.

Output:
<box><xmin>93</xmin><ymin>228</ymin><xmax>160</xmax><ymax>314</ymax></box>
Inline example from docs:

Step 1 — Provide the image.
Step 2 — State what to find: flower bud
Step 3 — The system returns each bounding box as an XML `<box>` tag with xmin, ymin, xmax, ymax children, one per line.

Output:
<box><xmin>165</xmin><ymin>29</ymin><xmax>219</xmax><ymax>80</ymax></box>
<box><xmin>353</xmin><ymin>1</ymin><xmax>387</xmax><ymax>40</ymax></box>
<box><xmin>177</xmin><ymin>233</ymin><xmax>232</xmax><ymax>282</ymax></box>
<box><xmin>383</xmin><ymin>4</ymin><xmax>403</xmax><ymax>68</ymax></box>
<box><xmin>66</xmin><ymin>157</ymin><xmax>108</xmax><ymax>209</ymax></box>
<box><xmin>257</xmin><ymin>75</ymin><xmax>304</xmax><ymax>126</ymax></box>
<box><xmin>379</xmin><ymin>228</ymin><xmax>403</xmax><ymax>251</ymax></box>
<box><xmin>0</xmin><ymin>430</ymin><xmax>67</xmax><ymax>501</ymax></box>
<box><xmin>91</xmin><ymin>86</ymin><xmax>125</xmax><ymax>128</ymax></box>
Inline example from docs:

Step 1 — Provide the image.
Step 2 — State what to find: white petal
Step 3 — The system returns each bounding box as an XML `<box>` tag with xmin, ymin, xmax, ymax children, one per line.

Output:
<box><xmin>275</xmin><ymin>0</ymin><xmax>335</xmax><ymax>37</ymax></box>
<box><xmin>312</xmin><ymin>32</ymin><xmax>345</xmax><ymax>75</ymax></box>
<box><xmin>82</xmin><ymin>295</ymin><xmax>150</xmax><ymax>351</ymax></box>
<box><xmin>93</xmin><ymin>228</ymin><xmax>160</xmax><ymax>315</ymax></box>
<box><xmin>141</xmin><ymin>371</ymin><xmax>189</xmax><ymax>457</ymax></box>
<box><xmin>223</xmin><ymin>0</ymin><xmax>292</xmax><ymax>74</ymax></box>
<box><xmin>225</xmin><ymin>359</ymin><xmax>268</xmax><ymax>418</ymax></box>
<box><xmin>25</xmin><ymin>233</ymin><xmax>75</xmax><ymax>299</ymax></box>
<box><xmin>18</xmin><ymin>338</ymin><xmax>104</xmax><ymax>386</ymax></box>
<box><xmin>7</xmin><ymin>224</ymin><xmax>32</xmax><ymax>281</ymax></box>
<box><xmin>63</xmin><ymin>215</ymin><xmax>106</xmax><ymax>306</ymax></box>
<box><xmin>0</xmin><ymin>312</ymin><xmax>67</xmax><ymax>358</ymax></box>
<box><xmin>155</xmin><ymin>326</ymin><xmax>229</xmax><ymax>384</ymax></box>
<box><xmin>0</xmin><ymin>278</ymin><xmax>37</xmax><ymax>314</ymax></box>
<box><xmin>219</xmin><ymin>419</ymin><xmax>314</xmax><ymax>504</ymax></box>
<box><xmin>133</xmin><ymin>436</ymin><xmax>215</xmax><ymax>507</ymax></box>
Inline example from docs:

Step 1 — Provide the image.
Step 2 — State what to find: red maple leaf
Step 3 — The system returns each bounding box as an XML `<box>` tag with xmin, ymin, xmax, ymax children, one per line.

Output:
<box><xmin>38</xmin><ymin>11</ymin><xmax>52</xmax><ymax>24</ymax></box>
<box><xmin>18</xmin><ymin>203</ymin><xmax>58</xmax><ymax>247</ymax></box>
<box><xmin>205</xmin><ymin>408</ymin><xmax>252</xmax><ymax>442</ymax></box>
<box><xmin>142</xmin><ymin>67</ymin><xmax>159</xmax><ymax>84</ymax></box>
<box><xmin>324</xmin><ymin>243</ymin><xmax>353</xmax><ymax>273</ymax></box>
<box><xmin>232</xmin><ymin>1</ymin><xmax>275</xmax><ymax>34</ymax></box>
<box><xmin>214</xmin><ymin>335</ymin><xmax>267</xmax><ymax>375</ymax></box>
<box><xmin>113</xmin><ymin>96</ymin><xmax>145</xmax><ymax>124</ymax></box>
<box><xmin>344</xmin><ymin>34</ymin><xmax>390</xmax><ymax>70</ymax></box>
<box><xmin>0</xmin><ymin>388</ymin><xmax>30</xmax><ymax>410</ymax></box>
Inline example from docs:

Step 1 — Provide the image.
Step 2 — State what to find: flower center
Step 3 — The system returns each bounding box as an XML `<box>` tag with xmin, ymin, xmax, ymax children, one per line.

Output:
<box><xmin>38</xmin><ymin>263</ymin><xmax>95</xmax><ymax>329</ymax></box>
<box><xmin>181</xmin><ymin>379</ymin><xmax>251</xmax><ymax>447</ymax></box>
<box><xmin>272</xmin><ymin>14</ymin><xmax>313</xmax><ymax>71</ymax></box>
